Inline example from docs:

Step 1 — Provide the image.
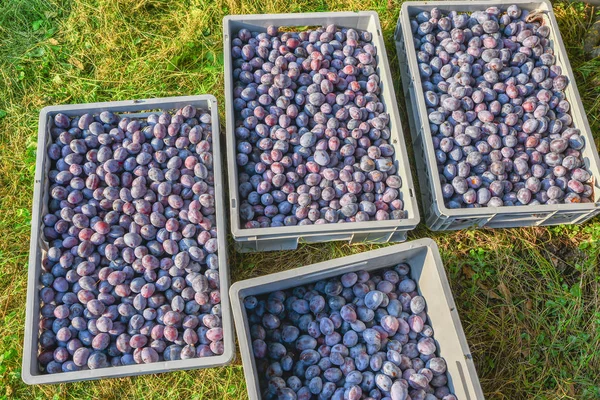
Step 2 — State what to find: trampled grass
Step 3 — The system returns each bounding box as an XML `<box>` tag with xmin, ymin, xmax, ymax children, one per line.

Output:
<box><xmin>0</xmin><ymin>0</ymin><xmax>599</xmax><ymax>398</ymax></box>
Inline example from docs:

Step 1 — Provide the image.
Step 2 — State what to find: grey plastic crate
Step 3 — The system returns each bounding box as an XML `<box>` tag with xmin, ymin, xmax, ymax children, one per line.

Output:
<box><xmin>223</xmin><ymin>12</ymin><xmax>420</xmax><ymax>252</ymax></box>
<box><xmin>230</xmin><ymin>238</ymin><xmax>484</xmax><ymax>399</ymax></box>
<box><xmin>22</xmin><ymin>95</ymin><xmax>234</xmax><ymax>384</ymax></box>
<box><xmin>395</xmin><ymin>0</ymin><xmax>600</xmax><ymax>231</ymax></box>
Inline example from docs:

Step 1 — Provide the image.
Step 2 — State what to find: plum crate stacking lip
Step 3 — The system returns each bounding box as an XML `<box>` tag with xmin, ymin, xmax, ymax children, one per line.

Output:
<box><xmin>229</xmin><ymin>238</ymin><xmax>484</xmax><ymax>399</ymax></box>
<box><xmin>396</xmin><ymin>0</ymin><xmax>600</xmax><ymax>231</ymax></box>
<box><xmin>223</xmin><ymin>12</ymin><xmax>420</xmax><ymax>253</ymax></box>
<box><xmin>22</xmin><ymin>96</ymin><xmax>234</xmax><ymax>384</ymax></box>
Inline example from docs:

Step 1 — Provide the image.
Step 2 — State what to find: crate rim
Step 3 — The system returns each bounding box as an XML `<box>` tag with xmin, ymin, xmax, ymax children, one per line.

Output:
<box><xmin>229</xmin><ymin>237</ymin><xmax>484</xmax><ymax>400</ymax></box>
<box><xmin>398</xmin><ymin>0</ymin><xmax>600</xmax><ymax>222</ymax></box>
<box><xmin>23</xmin><ymin>95</ymin><xmax>235</xmax><ymax>385</ymax></box>
<box><xmin>223</xmin><ymin>11</ymin><xmax>421</xmax><ymax>248</ymax></box>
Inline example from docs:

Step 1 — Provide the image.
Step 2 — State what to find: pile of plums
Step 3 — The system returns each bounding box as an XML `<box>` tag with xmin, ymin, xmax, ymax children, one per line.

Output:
<box><xmin>244</xmin><ymin>264</ymin><xmax>456</xmax><ymax>400</ymax></box>
<box><xmin>231</xmin><ymin>24</ymin><xmax>409</xmax><ymax>228</ymax></box>
<box><xmin>411</xmin><ymin>5</ymin><xmax>594</xmax><ymax>208</ymax></box>
<box><xmin>38</xmin><ymin>106</ymin><xmax>224</xmax><ymax>373</ymax></box>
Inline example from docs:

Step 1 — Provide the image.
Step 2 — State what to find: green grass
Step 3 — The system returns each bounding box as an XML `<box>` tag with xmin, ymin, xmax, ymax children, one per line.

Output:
<box><xmin>0</xmin><ymin>0</ymin><xmax>599</xmax><ymax>398</ymax></box>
